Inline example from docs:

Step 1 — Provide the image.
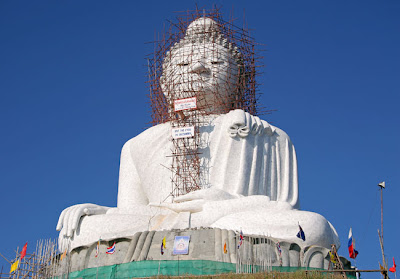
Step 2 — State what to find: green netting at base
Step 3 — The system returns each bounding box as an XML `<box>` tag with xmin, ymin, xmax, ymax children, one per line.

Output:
<box><xmin>56</xmin><ymin>260</ymin><xmax>354</xmax><ymax>279</ymax></box>
<box><xmin>64</xmin><ymin>260</ymin><xmax>235</xmax><ymax>278</ymax></box>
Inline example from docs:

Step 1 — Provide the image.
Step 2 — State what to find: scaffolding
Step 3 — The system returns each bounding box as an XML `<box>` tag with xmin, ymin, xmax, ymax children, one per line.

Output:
<box><xmin>0</xmin><ymin>239</ymin><xmax>70</xmax><ymax>279</ymax></box>
<box><xmin>147</xmin><ymin>7</ymin><xmax>263</xmax><ymax>199</ymax></box>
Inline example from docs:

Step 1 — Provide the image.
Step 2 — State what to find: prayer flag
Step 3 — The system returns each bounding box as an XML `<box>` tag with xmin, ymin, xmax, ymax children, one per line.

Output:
<box><xmin>348</xmin><ymin>228</ymin><xmax>358</xmax><ymax>259</ymax></box>
<box><xmin>10</xmin><ymin>259</ymin><xmax>19</xmax><ymax>273</ymax></box>
<box><xmin>296</xmin><ymin>225</ymin><xmax>306</xmax><ymax>241</ymax></box>
<box><xmin>276</xmin><ymin>242</ymin><xmax>282</xmax><ymax>256</ymax></box>
<box><xmin>20</xmin><ymin>243</ymin><xmax>27</xmax><ymax>260</ymax></box>
<box><xmin>237</xmin><ymin>230</ymin><xmax>244</xmax><ymax>249</ymax></box>
<box><xmin>389</xmin><ymin>257</ymin><xmax>396</xmax><ymax>273</ymax></box>
<box><xmin>161</xmin><ymin>236</ymin><xmax>166</xmax><ymax>255</ymax></box>
<box><xmin>106</xmin><ymin>242</ymin><xmax>115</xmax><ymax>254</ymax></box>
<box><xmin>379</xmin><ymin>262</ymin><xmax>386</xmax><ymax>275</ymax></box>
<box><xmin>224</xmin><ymin>242</ymin><xmax>227</xmax><ymax>254</ymax></box>
<box><xmin>95</xmin><ymin>239</ymin><xmax>100</xmax><ymax>257</ymax></box>
<box><xmin>60</xmin><ymin>249</ymin><xmax>67</xmax><ymax>261</ymax></box>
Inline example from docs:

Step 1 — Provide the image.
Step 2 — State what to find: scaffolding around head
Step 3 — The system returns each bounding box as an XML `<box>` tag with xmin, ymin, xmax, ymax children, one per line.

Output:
<box><xmin>147</xmin><ymin>7</ymin><xmax>262</xmax><ymax>199</ymax></box>
<box><xmin>147</xmin><ymin>7</ymin><xmax>262</xmax><ymax>125</ymax></box>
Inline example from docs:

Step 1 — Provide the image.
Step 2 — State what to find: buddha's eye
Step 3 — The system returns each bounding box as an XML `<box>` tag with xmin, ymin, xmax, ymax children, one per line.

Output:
<box><xmin>211</xmin><ymin>61</ymin><xmax>224</xmax><ymax>65</ymax></box>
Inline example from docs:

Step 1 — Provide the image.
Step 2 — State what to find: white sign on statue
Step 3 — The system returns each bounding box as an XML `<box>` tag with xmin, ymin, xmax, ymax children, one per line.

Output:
<box><xmin>172</xmin><ymin>126</ymin><xmax>195</xmax><ymax>139</ymax></box>
<box><xmin>174</xmin><ymin>97</ymin><xmax>197</xmax><ymax>111</ymax></box>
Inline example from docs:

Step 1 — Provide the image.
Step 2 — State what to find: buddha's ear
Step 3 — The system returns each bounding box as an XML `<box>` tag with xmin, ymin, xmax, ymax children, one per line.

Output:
<box><xmin>160</xmin><ymin>75</ymin><xmax>167</xmax><ymax>95</ymax></box>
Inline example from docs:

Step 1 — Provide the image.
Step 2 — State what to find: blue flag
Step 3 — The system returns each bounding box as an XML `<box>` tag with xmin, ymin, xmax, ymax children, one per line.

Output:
<box><xmin>296</xmin><ymin>225</ymin><xmax>306</xmax><ymax>241</ymax></box>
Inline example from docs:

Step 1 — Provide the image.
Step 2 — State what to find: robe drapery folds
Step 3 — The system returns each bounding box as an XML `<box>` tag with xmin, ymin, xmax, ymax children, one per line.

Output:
<box><xmin>118</xmin><ymin>109</ymin><xmax>299</xmax><ymax>210</ymax></box>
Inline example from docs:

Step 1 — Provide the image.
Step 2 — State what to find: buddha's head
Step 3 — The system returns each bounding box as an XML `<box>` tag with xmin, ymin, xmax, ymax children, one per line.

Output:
<box><xmin>160</xmin><ymin>17</ymin><xmax>243</xmax><ymax>114</ymax></box>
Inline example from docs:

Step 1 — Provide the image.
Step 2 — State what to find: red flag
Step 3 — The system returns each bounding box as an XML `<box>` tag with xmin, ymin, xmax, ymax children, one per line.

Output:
<box><xmin>389</xmin><ymin>257</ymin><xmax>396</xmax><ymax>273</ymax></box>
<box><xmin>20</xmin><ymin>243</ymin><xmax>27</xmax><ymax>259</ymax></box>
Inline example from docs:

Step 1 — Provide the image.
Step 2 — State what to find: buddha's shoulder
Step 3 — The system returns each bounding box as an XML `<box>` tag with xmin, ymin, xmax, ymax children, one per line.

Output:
<box><xmin>122</xmin><ymin>122</ymin><xmax>171</xmax><ymax>149</ymax></box>
<box><xmin>216</xmin><ymin>109</ymin><xmax>292</xmax><ymax>141</ymax></box>
<box><xmin>270</xmin><ymin>125</ymin><xmax>291</xmax><ymax>140</ymax></box>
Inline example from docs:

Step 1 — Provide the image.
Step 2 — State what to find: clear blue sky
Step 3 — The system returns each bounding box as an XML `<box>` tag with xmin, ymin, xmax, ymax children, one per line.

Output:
<box><xmin>0</xmin><ymin>1</ymin><xmax>398</xmax><ymax>278</ymax></box>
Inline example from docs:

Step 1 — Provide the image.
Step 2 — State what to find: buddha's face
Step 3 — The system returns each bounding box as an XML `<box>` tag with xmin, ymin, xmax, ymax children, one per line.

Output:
<box><xmin>161</xmin><ymin>42</ymin><xmax>239</xmax><ymax>112</ymax></box>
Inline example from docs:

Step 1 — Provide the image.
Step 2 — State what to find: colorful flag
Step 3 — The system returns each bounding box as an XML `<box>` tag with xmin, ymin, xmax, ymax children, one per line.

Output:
<box><xmin>379</xmin><ymin>262</ymin><xmax>386</xmax><ymax>275</ymax></box>
<box><xmin>106</xmin><ymin>242</ymin><xmax>115</xmax><ymax>254</ymax></box>
<box><xmin>348</xmin><ymin>228</ymin><xmax>358</xmax><ymax>259</ymax></box>
<box><xmin>237</xmin><ymin>230</ymin><xmax>243</xmax><ymax>249</ymax></box>
<box><xmin>60</xmin><ymin>249</ymin><xmax>67</xmax><ymax>261</ymax></box>
<box><xmin>20</xmin><ymin>243</ymin><xmax>27</xmax><ymax>260</ymax></box>
<box><xmin>95</xmin><ymin>239</ymin><xmax>100</xmax><ymax>257</ymax></box>
<box><xmin>329</xmin><ymin>251</ymin><xmax>337</xmax><ymax>264</ymax></box>
<box><xmin>389</xmin><ymin>257</ymin><xmax>396</xmax><ymax>273</ymax></box>
<box><xmin>224</xmin><ymin>242</ymin><xmax>227</xmax><ymax>254</ymax></box>
<box><xmin>161</xmin><ymin>236</ymin><xmax>166</xmax><ymax>255</ymax></box>
<box><xmin>296</xmin><ymin>224</ymin><xmax>306</xmax><ymax>241</ymax></box>
<box><xmin>10</xmin><ymin>259</ymin><xmax>19</xmax><ymax>273</ymax></box>
<box><xmin>276</xmin><ymin>242</ymin><xmax>282</xmax><ymax>256</ymax></box>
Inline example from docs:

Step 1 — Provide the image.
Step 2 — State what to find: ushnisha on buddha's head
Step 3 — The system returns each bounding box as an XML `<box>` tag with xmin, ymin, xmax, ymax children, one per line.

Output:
<box><xmin>160</xmin><ymin>17</ymin><xmax>243</xmax><ymax>114</ymax></box>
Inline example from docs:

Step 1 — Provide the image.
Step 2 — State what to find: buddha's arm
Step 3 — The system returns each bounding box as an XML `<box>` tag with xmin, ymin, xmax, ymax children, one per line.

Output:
<box><xmin>56</xmin><ymin>140</ymin><xmax>148</xmax><ymax>239</ymax></box>
<box><xmin>272</xmin><ymin>128</ymin><xmax>300</xmax><ymax>208</ymax></box>
<box><xmin>112</xmin><ymin>140</ymin><xmax>149</xmax><ymax>213</ymax></box>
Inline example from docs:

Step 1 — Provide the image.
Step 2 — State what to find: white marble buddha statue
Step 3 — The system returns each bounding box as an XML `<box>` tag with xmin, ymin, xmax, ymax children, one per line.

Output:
<box><xmin>56</xmin><ymin>17</ymin><xmax>340</xmax><ymax>252</ymax></box>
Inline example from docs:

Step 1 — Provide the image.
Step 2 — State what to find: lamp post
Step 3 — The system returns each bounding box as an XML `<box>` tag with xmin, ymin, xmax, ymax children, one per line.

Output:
<box><xmin>378</xmin><ymin>181</ymin><xmax>385</xmax><ymax>239</ymax></box>
<box><xmin>378</xmin><ymin>181</ymin><xmax>387</xmax><ymax>277</ymax></box>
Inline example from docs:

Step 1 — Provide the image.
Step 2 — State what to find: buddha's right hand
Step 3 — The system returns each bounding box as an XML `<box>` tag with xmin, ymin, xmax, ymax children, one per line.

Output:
<box><xmin>56</xmin><ymin>203</ymin><xmax>109</xmax><ymax>238</ymax></box>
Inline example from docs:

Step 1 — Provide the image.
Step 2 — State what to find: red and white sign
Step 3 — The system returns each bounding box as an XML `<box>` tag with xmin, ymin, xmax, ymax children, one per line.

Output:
<box><xmin>172</xmin><ymin>126</ymin><xmax>195</xmax><ymax>139</ymax></box>
<box><xmin>174</xmin><ymin>97</ymin><xmax>197</xmax><ymax>112</ymax></box>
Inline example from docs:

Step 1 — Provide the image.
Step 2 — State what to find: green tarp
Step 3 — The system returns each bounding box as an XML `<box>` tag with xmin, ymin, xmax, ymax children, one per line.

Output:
<box><xmin>56</xmin><ymin>260</ymin><xmax>354</xmax><ymax>279</ymax></box>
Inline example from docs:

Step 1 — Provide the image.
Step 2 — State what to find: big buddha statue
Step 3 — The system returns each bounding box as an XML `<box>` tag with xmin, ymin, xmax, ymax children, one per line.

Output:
<box><xmin>56</xmin><ymin>17</ymin><xmax>340</xmax><ymax>253</ymax></box>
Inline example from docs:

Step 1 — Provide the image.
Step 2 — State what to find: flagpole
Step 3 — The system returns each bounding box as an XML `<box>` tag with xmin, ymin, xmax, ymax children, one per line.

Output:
<box><xmin>353</xmin><ymin>231</ymin><xmax>358</xmax><ymax>276</ymax></box>
<box><xmin>378</xmin><ymin>182</ymin><xmax>387</xmax><ymax>270</ymax></box>
<box><xmin>96</xmin><ymin>238</ymin><xmax>100</xmax><ymax>279</ymax></box>
<box><xmin>15</xmin><ymin>246</ymin><xmax>20</xmax><ymax>279</ymax></box>
<box><xmin>158</xmin><ymin>258</ymin><xmax>161</xmax><ymax>276</ymax></box>
<box><xmin>0</xmin><ymin>253</ymin><xmax>11</xmax><ymax>264</ymax></box>
<box><xmin>354</xmin><ymin>258</ymin><xmax>359</xmax><ymax>279</ymax></box>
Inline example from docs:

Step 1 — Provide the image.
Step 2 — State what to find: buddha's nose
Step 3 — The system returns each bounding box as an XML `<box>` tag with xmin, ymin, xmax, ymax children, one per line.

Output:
<box><xmin>190</xmin><ymin>61</ymin><xmax>208</xmax><ymax>74</ymax></box>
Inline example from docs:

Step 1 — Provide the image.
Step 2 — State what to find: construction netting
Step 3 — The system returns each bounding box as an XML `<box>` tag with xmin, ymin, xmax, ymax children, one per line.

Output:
<box><xmin>54</xmin><ymin>260</ymin><xmax>340</xmax><ymax>279</ymax></box>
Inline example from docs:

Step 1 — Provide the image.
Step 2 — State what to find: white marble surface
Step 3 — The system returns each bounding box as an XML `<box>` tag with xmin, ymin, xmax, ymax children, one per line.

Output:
<box><xmin>57</xmin><ymin>110</ymin><xmax>339</xmax><ymax>251</ymax></box>
<box><xmin>56</xmin><ymin>17</ymin><xmax>340</xmax><ymax>252</ymax></box>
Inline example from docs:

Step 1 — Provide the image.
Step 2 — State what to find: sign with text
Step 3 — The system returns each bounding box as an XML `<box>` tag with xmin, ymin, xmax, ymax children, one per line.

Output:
<box><xmin>172</xmin><ymin>126</ymin><xmax>194</xmax><ymax>139</ymax></box>
<box><xmin>173</xmin><ymin>236</ymin><xmax>190</xmax><ymax>255</ymax></box>
<box><xmin>174</xmin><ymin>97</ymin><xmax>197</xmax><ymax>112</ymax></box>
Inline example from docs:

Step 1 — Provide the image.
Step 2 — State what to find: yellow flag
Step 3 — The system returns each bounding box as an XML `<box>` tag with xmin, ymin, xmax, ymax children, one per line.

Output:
<box><xmin>60</xmin><ymin>249</ymin><xmax>67</xmax><ymax>261</ymax></box>
<box><xmin>10</xmin><ymin>259</ymin><xmax>19</xmax><ymax>273</ymax></box>
<box><xmin>329</xmin><ymin>251</ymin><xmax>337</xmax><ymax>263</ymax></box>
<box><xmin>162</xmin><ymin>237</ymin><xmax>166</xmax><ymax>249</ymax></box>
<box><xmin>379</xmin><ymin>262</ymin><xmax>386</xmax><ymax>275</ymax></box>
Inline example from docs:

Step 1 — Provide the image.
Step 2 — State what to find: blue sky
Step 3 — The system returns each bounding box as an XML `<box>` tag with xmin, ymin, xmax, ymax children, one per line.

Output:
<box><xmin>0</xmin><ymin>1</ymin><xmax>399</xmax><ymax>278</ymax></box>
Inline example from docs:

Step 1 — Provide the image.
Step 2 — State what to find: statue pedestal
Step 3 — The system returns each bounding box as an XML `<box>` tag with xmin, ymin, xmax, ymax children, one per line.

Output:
<box><xmin>63</xmin><ymin>228</ymin><xmax>349</xmax><ymax>275</ymax></box>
